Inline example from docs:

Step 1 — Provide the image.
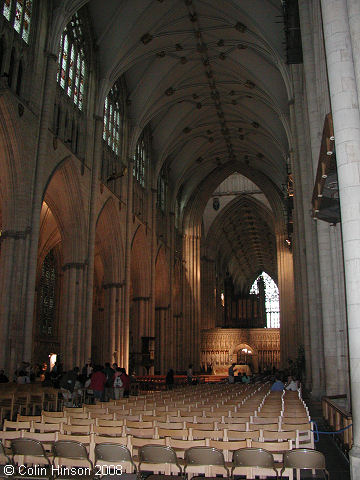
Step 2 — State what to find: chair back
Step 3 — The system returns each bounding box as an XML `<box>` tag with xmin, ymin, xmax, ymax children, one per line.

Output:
<box><xmin>139</xmin><ymin>445</ymin><xmax>181</xmax><ymax>471</ymax></box>
<box><xmin>95</xmin><ymin>443</ymin><xmax>136</xmax><ymax>471</ymax></box>
<box><xmin>283</xmin><ymin>448</ymin><xmax>326</xmax><ymax>469</ymax></box>
<box><xmin>185</xmin><ymin>446</ymin><xmax>226</xmax><ymax>466</ymax></box>
<box><xmin>12</xmin><ymin>437</ymin><xmax>47</xmax><ymax>457</ymax></box>
<box><xmin>233</xmin><ymin>447</ymin><xmax>275</xmax><ymax>468</ymax></box>
<box><xmin>53</xmin><ymin>440</ymin><xmax>89</xmax><ymax>460</ymax></box>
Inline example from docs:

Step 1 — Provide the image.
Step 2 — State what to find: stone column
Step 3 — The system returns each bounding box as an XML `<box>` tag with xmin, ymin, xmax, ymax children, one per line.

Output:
<box><xmin>155</xmin><ymin>306</ymin><xmax>169</xmax><ymax>374</ymax></box>
<box><xmin>131</xmin><ymin>296</ymin><xmax>150</xmax><ymax>374</ymax></box>
<box><xmin>149</xmin><ymin>188</ymin><xmax>157</xmax><ymax>351</ymax></box>
<box><xmin>201</xmin><ymin>256</ymin><xmax>216</xmax><ymax>329</ymax></box>
<box><xmin>276</xmin><ymin>232</ymin><xmax>297</xmax><ymax>367</ymax></box>
<box><xmin>330</xmin><ymin>225</ymin><xmax>350</xmax><ymax>398</ymax></box>
<box><xmin>103</xmin><ymin>283</ymin><xmax>123</xmax><ymax>364</ymax></box>
<box><xmin>182</xmin><ymin>230</ymin><xmax>201</xmax><ymax>371</ymax></box>
<box><xmin>122</xmin><ymin>158</ymin><xmax>134</xmax><ymax>372</ymax></box>
<box><xmin>321</xmin><ymin>0</ymin><xmax>360</xmax><ymax>473</ymax></box>
<box><xmin>23</xmin><ymin>53</ymin><xmax>58</xmax><ymax>364</ymax></box>
<box><xmin>83</xmin><ymin>116</ymin><xmax>103</xmax><ymax>366</ymax></box>
<box><xmin>114</xmin><ymin>283</ymin><xmax>123</xmax><ymax>366</ymax></box>
<box><xmin>60</xmin><ymin>262</ymin><xmax>86</xmax><ymax>369</ymax></box>
<box><xmin>347</xmin><ymin>0</ymin><xmax>360</xmax><ymax>110</ymax></box>
<box><xmin>297</xmin><ymin>2</ymin><xmax>329</xmax><ymax>396</ymax></box>
<box><xmin>168</xmin><ymin>212</ymin><xmax>176</xmax><ymax>368</ymax></box>
<box><xmin>0</xmin><ymin>229</ymin><xmax>31</xmax><ymax>373</ymax></box>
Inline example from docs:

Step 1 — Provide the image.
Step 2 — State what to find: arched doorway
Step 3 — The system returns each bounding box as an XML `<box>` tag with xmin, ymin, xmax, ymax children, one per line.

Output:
<box><xmin>232</xmin><ymin>343</ymin><xmax>258</xmax><ymax>374</ymax></box>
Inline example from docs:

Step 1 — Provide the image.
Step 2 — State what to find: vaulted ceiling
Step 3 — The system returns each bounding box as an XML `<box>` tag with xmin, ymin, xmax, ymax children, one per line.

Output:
<box><xmin>53</xmin><ymin>0</ymin><xmax>292</xmax><ymax>287</ymax></box>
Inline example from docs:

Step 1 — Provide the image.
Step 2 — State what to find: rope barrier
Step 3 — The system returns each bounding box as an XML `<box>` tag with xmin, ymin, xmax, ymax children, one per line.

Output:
<box><xmin>310</xmin><ymin>420</ymin><xmax>352</xmax><ymax>443</ymax></box>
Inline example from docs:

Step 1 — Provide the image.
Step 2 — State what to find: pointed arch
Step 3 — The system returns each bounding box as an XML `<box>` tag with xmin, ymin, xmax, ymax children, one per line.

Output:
<box><xmin>43</xmin><ymin>157</ymin><xmax>87</xmax><ymax>262</ymax></box>
<box><xmin>95</xmin><ymin>197</ymin><xmax>124</xmax><ymax>284</ymax></box>
<box><xmin>130</xmin><ymin>225</ymin><xmax>151</xmax><ymax>297</ymax></box>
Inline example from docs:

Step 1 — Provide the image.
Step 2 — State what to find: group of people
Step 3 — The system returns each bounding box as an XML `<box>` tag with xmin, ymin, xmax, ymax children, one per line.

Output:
<box><xmin>270</xmin><ymin>375</ymin><xmax>299</xmax><ymax>392</ymax></box>
<box><xmin>58</xmin><ymin>362</ymin><xmax>130</xmax><ymax>406</ymax></box>
<box><xmin>228</xmin><ymin>363</ymin><xmax>251</xmax><ymax>384</ymax></box>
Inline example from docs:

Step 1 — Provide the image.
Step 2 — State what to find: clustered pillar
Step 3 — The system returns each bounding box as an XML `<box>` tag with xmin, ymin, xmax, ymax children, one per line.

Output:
<box><xmin>321</xmin><ymin>0</ymin><xmax>360</xmax><ymax>475</ymax></box>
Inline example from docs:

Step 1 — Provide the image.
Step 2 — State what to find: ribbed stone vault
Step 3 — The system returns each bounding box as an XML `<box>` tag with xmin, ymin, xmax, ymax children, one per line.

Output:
<box><xmin>51</xmin><ymin>0</ymin><xmax>291</xmax><ymax>224</ymax></box>
<box><xmin>204</xmin><ymin>195</ymin><xmax>276</xmax><ymax>292</ymax></box>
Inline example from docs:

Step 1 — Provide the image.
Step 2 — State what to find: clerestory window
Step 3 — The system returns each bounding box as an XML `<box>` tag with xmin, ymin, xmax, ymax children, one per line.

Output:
<box><xmin>103</xmin><ymin>80</ymin><xmax>123</xmax><ymax>155</ymax></box>
<box><xmin>57</xmin><ymin>12</ymin><xmax>86</xmax><ymax>110</ymax></box>
<box><xmin>133</xmin><ymin>133</ymin><xmax>148</xmax><ymax>188</ymax></box>
<box><xmin>1</xmin><ymin>0</ymin><xmax>33</xmax><ymax>43</ymax></box>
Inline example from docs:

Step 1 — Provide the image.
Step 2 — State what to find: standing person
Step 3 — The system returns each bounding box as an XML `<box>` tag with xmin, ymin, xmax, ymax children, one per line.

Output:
<box><xmin>90</xmin><ymin>366</ymin><xmax>107</xmax><ymax>401</ymax></box>
<box><xmin>228</xmin><ymin>363</ymin><xmax>236</xmax><ymax>384</ymax></box>
<box><xmin>113</xmin><ymin>367</ymin><xmax>124</xmax><ymax>399</ymax></box>
<box><xmin>187</xmin><ymin>364</ymin><xmax>193</xmax><ymax>385</ymax></box>
<box><xmin>166</xmin><ymin>369</ymin><xmax>174</xmax><ymax>390</ymax></box>
<box><xmin>120</xmin><ymin>368</ymin><xmax>130</xmax><ymax>397</ymax></box>
<box><xmin>104</xmin><ymin>362</ymin><xmax>115</xmax><ymax>400</ymax></box>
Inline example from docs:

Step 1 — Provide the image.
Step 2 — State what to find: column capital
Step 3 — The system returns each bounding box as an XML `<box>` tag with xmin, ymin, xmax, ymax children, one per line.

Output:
<box><xmin>0</xmin><ymin>227</ymin><xmax>31</xmax><ymax>242</ymax></box>
<box><xmin>62</xmin><ymin>262</ymin><xmax>86</xmax><ymax>271</ymax></box>
<box><xmin>133</xmin><ymin>296</ymin><xmax>151</xmax><ymax>302</ymax></box>
<box><xmin>103</xmin><ymin>282</ymin><xmax>124</xmax><ymax>289</ymax></box>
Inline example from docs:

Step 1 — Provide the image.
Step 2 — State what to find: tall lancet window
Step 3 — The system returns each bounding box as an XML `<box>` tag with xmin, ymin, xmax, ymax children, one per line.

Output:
<box><xmin>103</xmin><ymin>80</ymin><xmax>123</xmax><ymax>156</ymax></box>
<box><xmin>38</xmin><ymin>249</ymin><xmax>57</xmax><ymax>336</ymax></box>
<box><xmin>133</xmin><ymin>132</ymin><xmax>148</xmax><ymax>187</ymax></box>
<box><xmin>2</xmin><ymin>0</ymin><xmax>33</xmax><ymax>43</ymax></box>
<box><xmin>250</xmin><ymin>271</ymin><xmax>280</xmax><ymax>328</ymax></box>
<box><xmin>57</xmin><ymin>12</ymin><xmax>86</xmax><ymax>110</ymax></box>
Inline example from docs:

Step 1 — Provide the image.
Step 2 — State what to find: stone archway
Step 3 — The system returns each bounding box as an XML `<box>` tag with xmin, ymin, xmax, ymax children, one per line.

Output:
<box><xmin>94</xmin><ymin>198</ymin><xmax>125</xmax><ymax>366</ymax></box>
<box><xmin>231</xmin><ymin>343</ymin><xmax>258</xmax><ymax>374</ymax></box>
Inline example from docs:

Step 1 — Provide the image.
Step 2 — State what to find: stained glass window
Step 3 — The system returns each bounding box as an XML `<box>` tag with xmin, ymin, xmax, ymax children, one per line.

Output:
<box><xmin>103</xmin><ymin>80</ymin><xmax>123</xmax><ymax>156</ymax></box>
<box><xmin>133</xmin><ymin>133</ymin><xmax>148</xmax><ymax>187</ymax></box>
<box><xmin>250</xmin><ymin>271</ymin><xmax>280</xmax><ymax>328</ymax></box>
<box><xmin>57</xmin><ymin>12</ymin><xmax>86</xmax><ymax>110</ymax></box>
<box><xmin>157</xmin><ymin>168</ymin><xmax>167</xmax><ymax>211</ymax></box>
<box><xmin>2</xmin><ymin>0</ymin><xmax>32</xmax><ymax>44</ymax></box>
<box><xmin>38</xmin><ymin>249</ymin><xmax>57</xmax><ymax>337</ymax></box>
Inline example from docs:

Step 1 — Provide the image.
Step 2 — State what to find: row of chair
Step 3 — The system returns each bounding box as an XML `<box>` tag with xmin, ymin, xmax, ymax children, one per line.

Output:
<box><xmin>0</xmin><ymin>421</ymin><xmax>313</xmax><ymax>448</ymax></box>
<box><xmin>0</xmin><ymin>437</ymin><xmax>329</xmax><ymax>480</ymax></box>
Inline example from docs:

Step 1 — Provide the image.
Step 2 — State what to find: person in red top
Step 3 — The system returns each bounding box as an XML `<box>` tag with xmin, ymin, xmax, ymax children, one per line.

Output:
<box><xmin>120</xmin><ymin>368</ymin><xmax>130</xmax><ymax>398</ymax></box>
<box><xmin>90</xmin><ymin>365</ymin><xmax>106</xmax><ymax>401</ymax></box>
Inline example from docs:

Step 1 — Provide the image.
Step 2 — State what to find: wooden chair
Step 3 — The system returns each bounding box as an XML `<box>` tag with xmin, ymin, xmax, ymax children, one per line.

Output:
<box><xmin>31</xmin><ymin>422</ymin><xmax>63</xmax><ymax>433</ymax></box>
<box><xmin>62</xmin><ymin>424</ymin><xmax>93</xmax><ymax>435</ymax></box>
<box><xmin>157</xmin><ymin>427</ymin><xmax>188</xmax><ymax>440</ymax></box>
<box><xmin>93</xmin><ymin>426</ymin><xmax>124</xmax><ymax>437</ymax></box>
<box><xmin>3</xmin><ymin>419</ymin><xmax>31</xmax><ymax>431</ymax></box>
<box><xmin>190</xmin><ymin>428</ymin><xmax>225</xmax><ymax>441</ymax></box>
<box><xmin>208</xmin><ymin>439</ymin><xmax>249</xmax><ymax>462</ymax></box>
